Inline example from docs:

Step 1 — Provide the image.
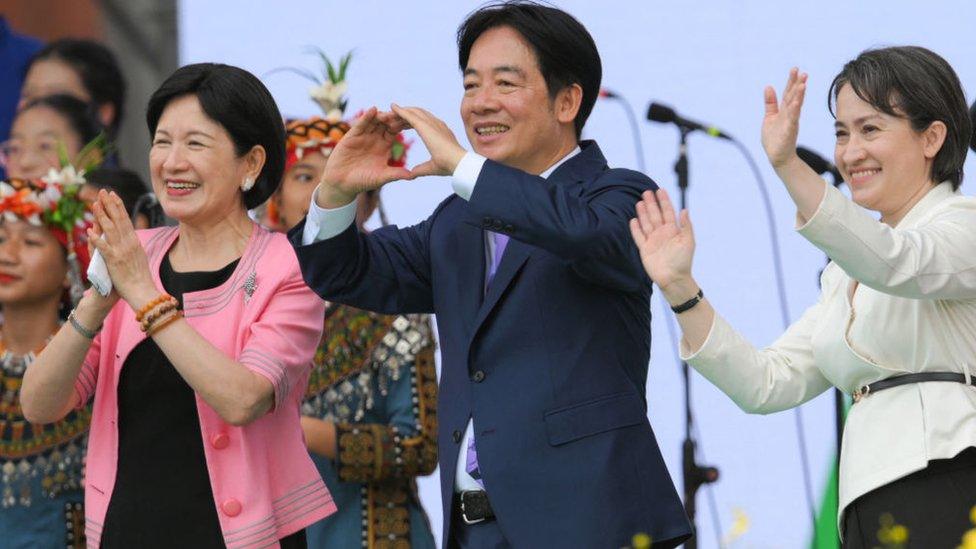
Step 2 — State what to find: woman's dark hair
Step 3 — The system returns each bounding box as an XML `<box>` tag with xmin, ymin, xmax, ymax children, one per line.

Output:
<box><xmin>828</xmin><ymin>46</ymin><xmax>971</xmax><ymax>190</ymax></box>
<box><xmin>457</xmin><ymin>1</ymin><xmax>601</xmax><ymax>139</ymax></box>
<box><xmin>18</xmin><ymin>94</ymin><xmax>103</xmax><ymax>147</ymax></box>
<box><xmin>146</xmin><ymin>63</ymin><xmax>286</xmax><ymax>210</ymax></box>
<box><xmin>969</xmin><ymin>100</ymin><xmax>976</xmax><ymax>153</ymax></box>
<box><xmin>27</xmin><ymin>39</ymin><xmax>126</xmax><ymax>136</ymax></box>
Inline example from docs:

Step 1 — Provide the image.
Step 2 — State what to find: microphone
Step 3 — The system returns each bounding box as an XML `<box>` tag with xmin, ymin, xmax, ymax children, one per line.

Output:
<box><xmin>646</xmin><ymin>102</ymin><xmax>731</xmax><ymax>140</ymax></box>
<box><xmin>796</xmin><ymin>146</ymin><xmax>843</xmax><ymax>186</ymax></box>
<box><xmin>599</xmin><ymin>88</ymin><xmax>618</xmax><ymax>99</ymax></box>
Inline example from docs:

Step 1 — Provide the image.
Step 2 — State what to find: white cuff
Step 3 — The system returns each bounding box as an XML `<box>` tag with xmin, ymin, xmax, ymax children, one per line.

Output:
<box><xmin>301</xmin><ymin>185</ymin><xmax>358</xmax><ymax>245</ymax></box>
<box><xmin>451</xmin><ymin>152</ymin><xmax>487</xmax><ymax>201</ymax></box>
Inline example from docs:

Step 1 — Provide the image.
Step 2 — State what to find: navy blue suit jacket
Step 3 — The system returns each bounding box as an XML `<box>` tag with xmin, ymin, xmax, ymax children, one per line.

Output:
<box><xmin>290</xmin><ymin>141</ymin><xmax>691</xmax><ymax>548</ymax></box>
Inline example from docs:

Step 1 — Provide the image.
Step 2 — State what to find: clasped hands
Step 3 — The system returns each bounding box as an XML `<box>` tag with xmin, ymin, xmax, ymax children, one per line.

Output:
<box><xmin>315</xmin><ymin>104</ymin><xmax>468</xmax><ymax>208</ymax></box>
<box><xmin>84</xmin><ymin>189</ymin><xmax>157</xmax><ymax>313</ymax></box>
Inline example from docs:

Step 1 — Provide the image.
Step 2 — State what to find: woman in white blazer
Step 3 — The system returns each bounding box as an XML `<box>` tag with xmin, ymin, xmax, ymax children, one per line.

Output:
<box><xmin>630</xmin><ymin>46</ymin><xmax>975</xmax><ymax>547</ymax></box>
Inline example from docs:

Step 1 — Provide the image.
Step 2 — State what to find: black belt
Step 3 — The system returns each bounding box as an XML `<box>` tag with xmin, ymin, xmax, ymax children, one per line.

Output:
<box><xmin>454</xmin><ymin>490</ymin><xmax>495</xmax><ymax>525</ymax></box>
<box><xmin>853</xmin><ymin>372</ymin><xmax>976</xmax><ymax>402</ymax></box>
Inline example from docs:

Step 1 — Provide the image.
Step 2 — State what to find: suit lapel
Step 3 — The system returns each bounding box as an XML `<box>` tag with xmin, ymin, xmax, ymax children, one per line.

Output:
<box><xmin>472</xmin><ymin>238</ymin><xmax>531</xmax><ymax>334</ymax></box>
<box><xmin>456</xmin><ymin>213</ymin><xmax>487</xmax><ymax>337</ymax></box>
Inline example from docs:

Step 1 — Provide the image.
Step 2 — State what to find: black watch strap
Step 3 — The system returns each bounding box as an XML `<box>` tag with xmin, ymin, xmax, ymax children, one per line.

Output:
<box><xmin>670</xmin><ymin>289</ymin><xmax>704</xmax><ymax>314</ymax></box>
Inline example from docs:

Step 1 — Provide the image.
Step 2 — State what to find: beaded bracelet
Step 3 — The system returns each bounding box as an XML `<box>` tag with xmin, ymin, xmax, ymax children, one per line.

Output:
<box><xmin>139</xmin><ymin>300</ymin><xmax>179</xmax><ymax>332</ymax></box>
<box><xmin>147</xmin><ymin>309</ymin><xmax>183</xmax><ymax>337</ymax></box>
<box><xmin>136</xmin><ymin>294</ymin><xmax>175</xmax><ymax>322</ymax></box>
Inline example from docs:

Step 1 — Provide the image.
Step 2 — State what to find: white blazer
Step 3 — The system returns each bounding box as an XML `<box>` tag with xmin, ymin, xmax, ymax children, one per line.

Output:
<box><xmin>682</xmin><ymin>181</ymin><xmax>976</xmax><ymax>530</ymax></box>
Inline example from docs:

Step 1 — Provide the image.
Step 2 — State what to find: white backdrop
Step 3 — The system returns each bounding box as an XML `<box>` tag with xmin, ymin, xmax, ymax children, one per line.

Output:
<box><xmin>180</xmin><ymin>2</ymin><xmax>976</xmax><ymax>546</ymax></box>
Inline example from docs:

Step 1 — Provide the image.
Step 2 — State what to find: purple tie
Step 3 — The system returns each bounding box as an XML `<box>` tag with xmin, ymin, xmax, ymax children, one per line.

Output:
<box><xmin>465</xmin><ymin>435</ymin><xmax>485</xmax><ymax>488</ymax></box>
<box><xmin>485</xmin><ymin>231</ymin><xmax>510</xmax><ymax>288</ymax></box>
<box><xmin>465</xmin><ymin>231</ymin><xmax>509</xmax><ymax>490</ymax></box>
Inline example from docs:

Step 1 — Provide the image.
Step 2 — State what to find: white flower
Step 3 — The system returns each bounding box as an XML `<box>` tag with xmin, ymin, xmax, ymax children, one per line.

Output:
<box><xmin>26</xmin><ymin>213</ymin><xmax>42</xmax><ymax>226</ymax></box>
<box><xmin>0</xmin><ymin>182</ymin><xmax>14</xmax><ymax>198</ymax></box>
<box><xmin>309</xmin><ymin>81</ymin><xmax>347</xmax><ymax>104</ymax></box>
<box><xmin>41</xmin><ymin>166</ymin><xmax>86</xmax><ymax>186</ymax></box>
<box><xmin>310</xmin><ymin>81</ymin><xmax>347</xmax><ymax>119</ymax></box>
<box><xmin>325</xmin><ymin>108</ymin><xmax>344</xmax><ymax>123</ymax></box>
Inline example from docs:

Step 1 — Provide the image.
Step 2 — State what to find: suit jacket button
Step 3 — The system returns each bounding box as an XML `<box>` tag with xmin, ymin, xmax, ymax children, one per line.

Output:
<box><xmin>503</xmin><ymin>224</ymin><xmax>514</xmax><ymax>233</ymax></box>
<box><xmin>452</xmin><ymin>430</ymin><xmax>462</xmax><ymax>443</ymax></box>
<box><xmin>221</xmin><ymin>499</ymin><xmax>242</xmax><ymax>517</ymax></box>
<box><xmin>482</xmin><ymin>217</ymin><xmax>493</xmax><ymax>228</ymax></box>
<box><xmin>491</xmin><ymin>220</ymin><xmax>503</xmax><ymax>231</ymax></box>
<box><xmin>472</xmin><ymin>370</ymin><xmax>486</xmax><ymax>383</ymax></box>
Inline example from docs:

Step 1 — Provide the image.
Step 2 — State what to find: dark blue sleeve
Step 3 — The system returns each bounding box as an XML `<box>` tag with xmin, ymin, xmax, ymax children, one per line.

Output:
<box><xmin>468</xmin><ymin>160</ymin><xmax>656</xmax><ymax>292</ymax></box>
<box><xmin>287</xmin><ymin>198</ymin><xmax>453</xmax><ymax>314</ymax></box>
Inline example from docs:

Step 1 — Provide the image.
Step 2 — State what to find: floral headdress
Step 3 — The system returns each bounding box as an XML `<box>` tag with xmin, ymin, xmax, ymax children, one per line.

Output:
<box><xmin>277</xmin><ymin>50</ymin><xmax>409</xmax><ymax>170</ymax></box>
<box><xmin>267</xmin><ymin>51</ymin><xmax>408</xmax><ymax>227</ymax></box>
<box><xmin>0</xmin><ymin>135</ymin><xmax>105</xmax><ymax>305</ymax></box>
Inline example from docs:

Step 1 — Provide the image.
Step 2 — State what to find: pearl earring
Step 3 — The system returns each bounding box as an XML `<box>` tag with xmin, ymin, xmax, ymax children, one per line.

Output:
<box><xmin>241</xmin><ymin>176</ymin><xmax>255</xmax><ymax>192</ymax></box>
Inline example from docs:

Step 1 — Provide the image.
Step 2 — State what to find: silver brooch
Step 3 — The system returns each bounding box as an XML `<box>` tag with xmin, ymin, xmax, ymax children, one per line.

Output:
<box><xmin>243</xmin><ymin>271</ymin><xmax>257</xmax><ymax>304</ymax></box>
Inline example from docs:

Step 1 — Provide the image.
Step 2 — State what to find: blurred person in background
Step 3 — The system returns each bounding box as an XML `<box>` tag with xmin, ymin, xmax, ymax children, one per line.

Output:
<box><xmin>271</xmin><ymin>53</ymin><xmax>437</xmax><ymax>548</ymax></box>
<box><xmin>20</xmin><ymin>39</ymin><xmax>126</xmax><ymax>143</ymax></box>
<box><xmin>0</xmin><ymin>16</ymin><xmax>42</xmax><ymax>172</ymax></box>
<box><xmin>3</xmin><ymin>94</ymin><xmax>102</xmax><ymax>181</ymax></box>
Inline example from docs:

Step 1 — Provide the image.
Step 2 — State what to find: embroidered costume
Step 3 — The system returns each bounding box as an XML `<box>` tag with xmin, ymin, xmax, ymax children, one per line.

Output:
<box><xmin>280</xmin><ymin>51</ymin><xmax>436</xmax><ymax>548</ymax></box>
<box><xmin>0</xmin><ymin>173</ymin><xmax>94</xmax><ymax>547</ymax></box>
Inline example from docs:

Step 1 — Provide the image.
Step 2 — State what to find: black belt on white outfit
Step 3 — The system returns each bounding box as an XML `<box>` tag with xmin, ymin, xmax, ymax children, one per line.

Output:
<box><xmin>853</xmin><ymin>372</ymin><xmax>976</xmax><ymax>402</ymax></box>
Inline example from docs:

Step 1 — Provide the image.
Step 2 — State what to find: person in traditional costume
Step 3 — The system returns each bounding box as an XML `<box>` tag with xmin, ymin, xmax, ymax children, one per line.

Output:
<box><xmin>0</xmin><ymin>167</ymin><xmax>94</xmax><ymax>547</ymax></box>
<box><xmin>272</xmin><ymin>52</ymin><xmax>438</xmax><ymax>549</ymax></box>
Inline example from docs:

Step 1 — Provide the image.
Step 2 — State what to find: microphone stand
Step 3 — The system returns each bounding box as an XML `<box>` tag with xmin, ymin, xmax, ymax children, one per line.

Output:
<box><xmin>674</xmin><ymin>128</ymin><xmax>720</xmax><ymax>549</ymax></box>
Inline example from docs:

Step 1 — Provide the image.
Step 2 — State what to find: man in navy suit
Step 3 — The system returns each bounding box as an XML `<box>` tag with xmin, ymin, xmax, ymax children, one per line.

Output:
<box><xmin>289</xmin><ymin>2</ymin><xmax>691</xmax><ymax>547</ymax></box>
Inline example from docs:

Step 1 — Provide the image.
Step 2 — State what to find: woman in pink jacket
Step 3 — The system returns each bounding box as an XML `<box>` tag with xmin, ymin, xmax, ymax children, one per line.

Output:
<box><xmin>21</xmin><ymin>63</ymin><xmax>335</xmax><ymax>548</ymax></box>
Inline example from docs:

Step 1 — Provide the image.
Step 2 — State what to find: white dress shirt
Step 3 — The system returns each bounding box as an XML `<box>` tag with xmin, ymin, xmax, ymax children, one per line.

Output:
<box><xmin>301</xmin><ymin>146</ymin><xmax>581</xmax><ymax>493</ymax></box>
<box><xmin>681</xmin><ymin>180</ymin><xmax>976</xmax><ymax>531</ymax></box>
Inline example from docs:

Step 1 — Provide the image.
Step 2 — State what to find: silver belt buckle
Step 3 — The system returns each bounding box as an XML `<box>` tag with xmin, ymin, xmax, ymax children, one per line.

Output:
<box><xmin>852</xmin><ymin>384</ymin><xmax>870</xmax><ymax>403</ymax></box>
<box><xmin>460</xmin><ymin>490</ymin><xmax>486</xmax><ymax>525</ymax></box>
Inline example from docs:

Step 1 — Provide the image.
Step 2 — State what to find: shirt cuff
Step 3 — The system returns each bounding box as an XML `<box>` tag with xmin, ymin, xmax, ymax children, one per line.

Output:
<box><xmin>301</xmin><ymin>185</ymin><xmax>357</xmax><ymax>245</ymax></box>
<box><xmin>451</xmin><ymin>152</ymin><xmax>487</xmax><ymax>201</ymax></box>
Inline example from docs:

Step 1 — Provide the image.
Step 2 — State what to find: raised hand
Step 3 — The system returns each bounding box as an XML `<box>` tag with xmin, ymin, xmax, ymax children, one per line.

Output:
<box><xmin>316</xmin><ymin>107</ymin><xmax>415</xmax><ymax>208</ymax></box>
<box><xmin>629</xmin><ymin>189</ymin><xmax>696</xmax><ymax>295</ymax></box>
<box><xmin>761</xmin><ymin>67</ymin><xmax>808</xmax><ymax>169</ymax></box>
<box><xmin>390</xmin><ymin>104</ymin><xmax>467</xmax><ymax>178</ymax></box>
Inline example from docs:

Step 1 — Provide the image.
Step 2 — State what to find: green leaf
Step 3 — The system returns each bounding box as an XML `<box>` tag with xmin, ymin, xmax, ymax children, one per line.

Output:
<box><xmin>57</xmin><ymin>141</ymin><xmax>71</xmax><ymax>168</ymax></box>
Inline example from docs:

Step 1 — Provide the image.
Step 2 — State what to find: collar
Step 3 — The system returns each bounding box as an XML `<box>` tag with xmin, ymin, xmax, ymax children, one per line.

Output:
<box><xmin>539</xmin><ymin>146</ymin><xmax>582</xmax><ymax>179</ymax></box>
<box><xmin>893</xmin><ymin>181</ymin><xmax>959</xmax><ymax>229</ymax></box>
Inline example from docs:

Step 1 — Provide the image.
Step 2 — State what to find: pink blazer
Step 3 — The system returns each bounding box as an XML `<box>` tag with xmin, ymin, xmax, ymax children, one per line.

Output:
<box><xmin>74</xmin><ymin>225</ymin><xmax>335</xmax><ymax>548</ymax></box>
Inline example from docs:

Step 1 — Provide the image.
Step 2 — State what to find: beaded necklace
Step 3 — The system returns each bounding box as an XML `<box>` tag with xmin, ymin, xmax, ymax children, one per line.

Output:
<box><xmin>0</xmin><ymin>325</ymin><xmax>89</xmax><ymax>507</ymax></box>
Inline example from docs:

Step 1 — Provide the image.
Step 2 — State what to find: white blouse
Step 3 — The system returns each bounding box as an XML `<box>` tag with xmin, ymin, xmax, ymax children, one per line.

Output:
<box><xmin>682</xmin><ymin>180</ymin><xmax>976</xmax><ymax>530</ymax></box>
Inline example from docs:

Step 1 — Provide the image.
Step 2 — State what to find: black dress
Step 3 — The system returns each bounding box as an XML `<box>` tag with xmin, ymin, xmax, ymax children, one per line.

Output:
<box><xmin>99</xmin><ymin>255</ymin><xmax>306</xmax><ymax>549</ymax></box>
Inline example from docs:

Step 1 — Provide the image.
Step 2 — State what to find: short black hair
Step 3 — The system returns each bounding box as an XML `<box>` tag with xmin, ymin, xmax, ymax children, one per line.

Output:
<box><xmin>457</xmin><ymin>1</ymin><xmax>601</xmax><ymax>139</ymax></box>
<box><xmin>18</xmin><ymin>94</ymin><xmax>103</xmax><ymax>147</ymax></box>
<box><xmin>27</xmin><ymin>39</ymin><xmax>126</xmax><ymax>136</ymax></box>
<box><xmin>828</xmin><ymin>46</ymin><xmax>971</xmax><ymax>190</ymax></box>
<box><xmin>146</xmin><ymin>63</ymin><xmax>286</xmax><ymax>210</ymax></box>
